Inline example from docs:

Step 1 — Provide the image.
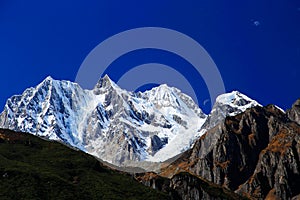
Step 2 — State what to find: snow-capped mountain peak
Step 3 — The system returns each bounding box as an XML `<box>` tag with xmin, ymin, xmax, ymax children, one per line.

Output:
<box><xmin>201</xmin><ymin>91</ymin><xmax>261</xmax><ymax>130</ymax></box>
<box><xmin>95</xmin><ymin>74</ymin><xmax>115</xmax><ymax>88</ymax></box>
<box><xmin>216</xmin><ymin>90</ymin><xmax>260</xmax><ymax>108</ymax></box>
<box><xmin>93</xmin><ymin>75</ymin><xmax>123</xmax><ymax>94</ymax></box>
<box><xmin>45</xmin><ymin>75</ymin><xmax>54</xmax><ymax>80</ymax></box>
<box><xmin>0</xmin><ymin>76</ymin><xmax>263</xmax><ymax>169</ymax></box>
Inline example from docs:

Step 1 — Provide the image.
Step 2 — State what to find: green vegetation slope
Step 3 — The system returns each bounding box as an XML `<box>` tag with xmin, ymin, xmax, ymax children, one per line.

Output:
<box><xmin>0</xmin><ymin>129</ymin><xmax>169</xmax><ymax>200</ymax></box>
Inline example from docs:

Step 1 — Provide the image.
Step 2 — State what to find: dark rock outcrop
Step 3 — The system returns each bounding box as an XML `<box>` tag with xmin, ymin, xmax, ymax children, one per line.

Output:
<box><xmin>136</xmin><ymin>172</ymin><xmax>246</xmax><ymax>200</ymax></box>
<box><xmin>236</xmin><ymin>122</ymin><xmax>300</xmax><ymax>199</ymax></box>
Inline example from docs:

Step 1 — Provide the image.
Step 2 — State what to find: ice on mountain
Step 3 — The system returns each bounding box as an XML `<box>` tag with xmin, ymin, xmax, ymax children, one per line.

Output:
<box><xmin>0</xmin><ymin>76</ymin><xmax>263</xmax><ymax>168</ymax></box>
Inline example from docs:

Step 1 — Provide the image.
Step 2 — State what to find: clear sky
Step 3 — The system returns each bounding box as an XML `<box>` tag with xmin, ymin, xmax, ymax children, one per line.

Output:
<box><xmin>0</xmin><ymin>0</ymin><xmax>299</xmax><ymax>114</ymax></box>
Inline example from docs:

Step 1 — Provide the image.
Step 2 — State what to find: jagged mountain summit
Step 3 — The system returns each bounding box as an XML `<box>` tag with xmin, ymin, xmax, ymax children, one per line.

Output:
<box><xmin>0</xmin><ymin>75</ymin><xmax>260</xmax><ymax>167</ymax></box>
<box><xmin>201</xmin><ymin>90</ymin><xmax>261</xmax><ymax>130</ymax></box>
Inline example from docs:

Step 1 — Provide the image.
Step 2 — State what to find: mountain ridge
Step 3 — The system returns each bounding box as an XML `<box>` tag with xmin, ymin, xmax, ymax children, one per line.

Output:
<box><xmin>0</xmin><ymin>76</ymin><xmax>262</xmax><ymax>169</ymax></box>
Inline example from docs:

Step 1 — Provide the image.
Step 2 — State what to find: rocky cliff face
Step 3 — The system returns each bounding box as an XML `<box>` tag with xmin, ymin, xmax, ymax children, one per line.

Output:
<box><xmin>137</xmin><ymin>100</ymin><xmax>300</xmax><ymax>200</ymax></box>
<box><xmin>187</xmin><ymin>103</ymin><xmax>300</xmax><ymax>199</ymax></box>
<box><xmin>236</xmin><ymin>123</ymin><xmax>300</xmax><ymax>199</ymax></box>
<box><xmin>236</xmin><ymin>100</ymin><xmax>300</xmax><ymax>199</ymax></box>
<box><xmin>188</xmin><ymin>105</ymin><xmax>282</xmax><ymax>190</ymax></box>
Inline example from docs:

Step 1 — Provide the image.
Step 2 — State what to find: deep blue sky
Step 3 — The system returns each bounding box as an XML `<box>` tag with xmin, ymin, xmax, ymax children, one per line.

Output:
<box><xmin>0</xmin><ymin>0</ymin><xmax>299</xmax><ymax>113</ymax></box>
